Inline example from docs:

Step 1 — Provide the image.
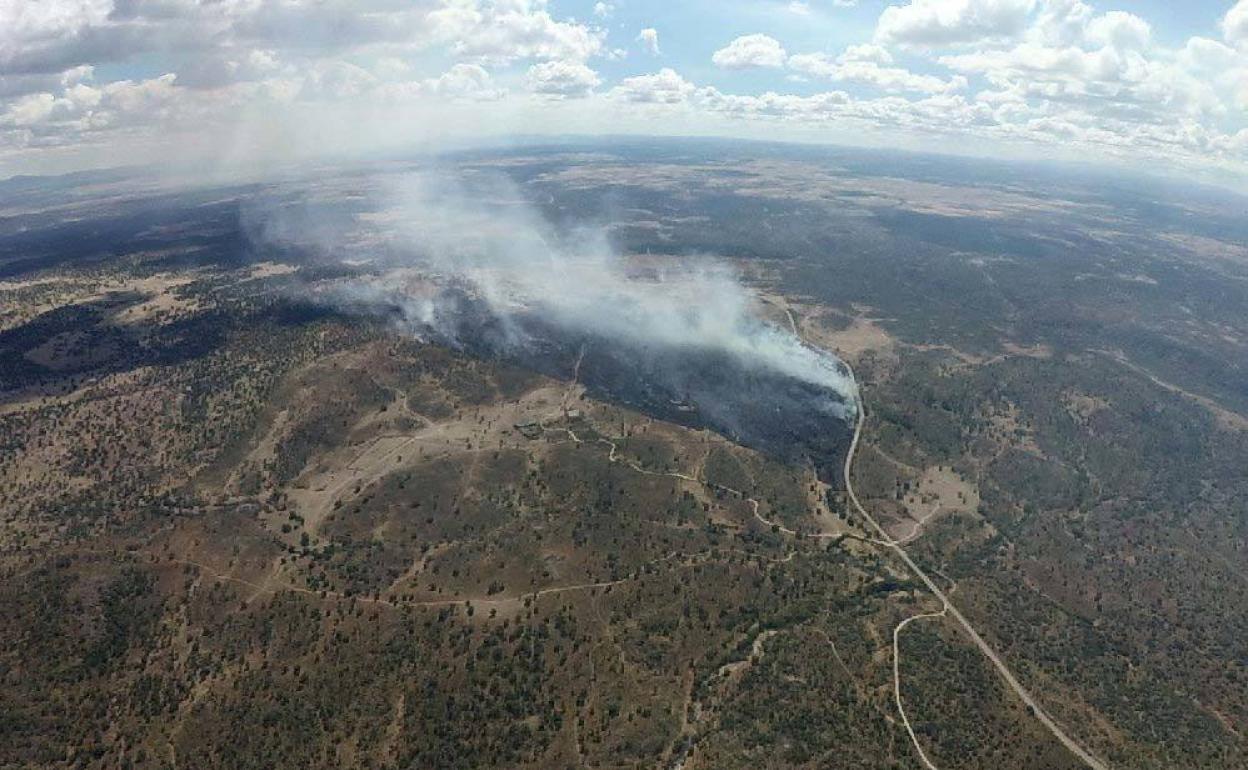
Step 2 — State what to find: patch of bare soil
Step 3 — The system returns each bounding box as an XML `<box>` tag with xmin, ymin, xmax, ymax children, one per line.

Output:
<box><xmin>110</xmin><ymin>274</ymin><xmax>199</xmax><ymax>325</ymax></box>
<box><xmin>1063</xmin><ymin>390</ymin><xmax>1111</xmax><ymax>423</ymax></box>
<box><xmin>757</xmin><ymin>292</ymin><xmax>899</xmax><ymax>364</ymax></box>
<box><xmin>283</xmin><ymin>384</ymin><xmax>571</xmax><ymax>534</ymax></box>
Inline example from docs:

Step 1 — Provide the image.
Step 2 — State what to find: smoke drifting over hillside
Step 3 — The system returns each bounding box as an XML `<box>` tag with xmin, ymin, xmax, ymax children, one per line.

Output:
<box><xmin>251</xmin><ymin>168</ymin><xmax>857</xmax><ymax>460</ymax></box>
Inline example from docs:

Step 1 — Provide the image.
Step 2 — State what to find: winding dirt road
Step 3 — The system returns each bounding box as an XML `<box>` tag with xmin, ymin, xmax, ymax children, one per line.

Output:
<box><xmin>892</xmin><ymin>606</ymin><xmax>949</xmax><ymax>770</ymax></box>
<box><xmin>839</xmin><ymin>362</ymin><xmax>1110</xmax><ymax>770</ymax></box>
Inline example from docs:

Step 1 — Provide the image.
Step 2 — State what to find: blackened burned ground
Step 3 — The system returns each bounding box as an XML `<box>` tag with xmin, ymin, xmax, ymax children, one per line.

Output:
<box><xmin>416</xmin><ymin>298</ymin><xmax>855</xmax><ymax>476</ymax></box>
<box><xmin>569</xmin><ymin>339</ymin><xmax>854</xmax><ymax>475</ymax></box>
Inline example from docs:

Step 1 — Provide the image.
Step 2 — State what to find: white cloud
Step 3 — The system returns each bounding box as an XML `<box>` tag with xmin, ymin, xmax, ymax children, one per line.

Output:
<box><xmin>1225</xmin><ymin>2</ymin><xmax>1248</xmax><ymax>48</ymax></box>
<box><xmin>424</xmin><ymin>63</ymin><xmax>505</xmax><ymax>101</ymax></box>
<box><xmin>611</xmin><ymin>68</ymin><xmax>696</xmax><ymax>103</ymax></box>
<box><xmin>698</xmin><ymin>87</ymin><xmax>852</xmax><ymax>120</ymax></box>
<box><xmin>0</xmin><ymin>0</ymin><xmax>1247</xmax><ymax>181</ymax></box>
<box><xmin>101</xmin><ymin>73</ymin><xmax>179</xmax><ymax>115</ymax></box>
<box><xmin>789</xmin><ymin>52</ymin><xmax>966</xmax><ymax>94</ymax></box>
<box><xmin>0</xmin><ymin>1</ymin><xmax>604</xmax><ymax>83</ymax></box>
<box><xmin>2</xmin><ymin>92</ymin><xmax>57</xmax><ymax>127</ymax></box>
<box><xmin>840</xmin><ymin>44</ymin><xmax>895</xmax><ymax>65</ymax></box>
<box><xmin>440</xmin><ymin>1</ymin><xmax>606</xmax><ymax>63</ymax></box>
<box><xmin>1</xmin><ymin>71</ymin><xmax>181</xmax><ymax>139</ymax></box>
<box><xmin>1032</xmin><ymin>0</ymin><xmax>1093</xmax><ymax>46</ymax></box>
<box><xmin>1084</xmin><ymin>11</ymin><xmax>1150</xmax><ymax>52</ymax></box>
<box><xmin>876</xmin><ymin>0</ymin><xmax>1037</xmax><ymax>48</ymax></box>
<box><xmin>637</xmin><ymin>28</ymin><xmax>661</xmax><ymax>56</ymax></box>
<box><xmin>1180</xmin><ymin>37</ymin><xmax>1240</xmax><ymax>74</ymax></box>
<box><xmin>1177</xmin><ymin>36</ymin><xmax>1248</xmax><ymax>113</ymax></box>
<box><xmin>787</xmin><ymin>0</ymin><xmax>857</xmax><ymax>13</ymax></box>
<box><xmin>712</xmin><ymin>34</ymin><xmax>788</xmax><ymax>69</ymax></box>
<box><xmin>588</xmin><ymin>57</ymin><xmax>1247</xmax><ymax>176</ymax></box>
<box><xmin>932</xmin><ymin>0</ymin><xmax>1234</xmax><ymax>128</ymax></box>
<box><xmin>527</xmin><ymin>59</ymin><xmax>600</xmax><ymax>97</ymax></box>
<box><xmin>0</xmin><ymin>64</ymin><xmax>94</xmax><ymax>100</ymax></box>
<box><xmin>0</xmin><ymin>0</ymin><xmax>610</xmax><ymax>159</ymax></box>
<box><xmin>0</xmin><ymin>1</ymin><xmax>447</xmax><ymax>79</ymax></box>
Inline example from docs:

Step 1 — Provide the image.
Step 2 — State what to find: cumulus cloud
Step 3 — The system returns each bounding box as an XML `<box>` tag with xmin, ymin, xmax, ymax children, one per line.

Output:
<box><xmin>1032</xmin><ymin>0</ymin><xmax>1094</xmax><ymax>46</ymax></box>
<box><xmin>590</xmin><ymin>51</ymin><xmax>1244</xmax><ymax>176</ymax></box>
<box><xmin>1181</xmin><ymin>37</ymin><xmax>1240</xmax><ymax>75</ymax></box>
<box><xmin>0</xmin><ymin>0</ymin><xmax>611</xmax><ymax>166</ymax></box>
<box><xmin>787</xmin><ymin>0</ymin><xmax>859</xmax><ymax>15</ymax></box>
<box><xmin>0</xmin><ymin>64</ymin><xmax>95</xmax><ymax>100</ymax></box>
<box><xmin>611</xmin><ymin>68</ymin><xmax>697</xmax><ymax>103</ymax></box>
<box><xmin>875</xmin><ymin>0</ymin><xmax>1037</xmax><ymax>48</ymax></box>
<box><xmin>1</xmin><ymin>0</ymin><xmax>1247</xmax><ymax>181</ymax></box>
<box><xmin>637</xmin><ymin>28</ymin><xmax>661</xmax><ymax>55</ymax></box>
<box><xmin>932</xmin><ymin>2</ymin><xmax>1234</xmax><ymax>132</ymax></box>
<box><xmin>2</xmin><ymin>93</ymin><xmax>57</xmax><ymax>127</ymax></box>
<box><xmin>1084</xmin><ymin>11</ymin><xmax>1150</xmax><ymax>52</ymax></box>
<box><xmin>697</xmin><ymin>87</ymin><xmax>852</xmax><ymax>120</ymax></box>
<box><xmin>423</xmin><ymin>63</ymin><xmax>506</xmax><ymax>101</ymax></box>
<box><xmin>1</xmin><ymin>70</ymin><xmax>181</xmax><ymax>142</ymax></box>
<box><xmin>0</xmin><ymin>0</ymin><xmax>445</xmax><ymax>78</ymax></box>
<box><xmin>526</xmin><ymin>60</ymin><xmax>600</xmax><ymax>97</ymax></box>
<box><xmin>840</xmin><ymin>44</ymin><xmax>894</xmax><ymax>65</ymax></box>
<box><xmin>0</xmin><ymin>1</ymin><xmax>602</xmax><ymax>86</ymax></box>
<box><xmin>712</xmin><ymin>34</ymin><xmax>788</xmax><ymax>69</ymax></box>
<box><xmin>1225</xmin><ymin>1</ymin><xmax>1248</xmax><ymax>48</ymax></box>
<box><xmin>438</xmin><ymin>1</ymin><xmax>606</xmax><ymax>64</ymax></box>
<box><xmin>0</xmin><ymin>0</ymin><xmax>133</xmax><ymax>75</ymax></box>
<box><xmin>788</xmin><ymin>50</ymin><xmax>966</xmax><ymax>94</ymax></box>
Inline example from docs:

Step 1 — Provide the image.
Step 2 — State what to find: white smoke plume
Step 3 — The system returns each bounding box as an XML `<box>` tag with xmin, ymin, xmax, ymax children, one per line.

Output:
<box><xmin>251</xmin><ymin>166</ymin><xmax>858</xmax><ymax>417</ymax></box>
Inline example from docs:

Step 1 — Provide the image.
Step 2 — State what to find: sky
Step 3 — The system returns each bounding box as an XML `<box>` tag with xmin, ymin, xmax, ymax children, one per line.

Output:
<box><xmin>2</xmin><ymin>0</ymin><xmax>1248</xmax><ymax>185</ymax></box>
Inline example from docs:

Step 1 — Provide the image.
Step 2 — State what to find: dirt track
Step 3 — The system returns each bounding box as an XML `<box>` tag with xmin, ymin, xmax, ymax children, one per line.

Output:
<box><xmin>840</xmin><ymin>360</ymin><xmax>1110</xmax><ymax>770</ymax></box>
